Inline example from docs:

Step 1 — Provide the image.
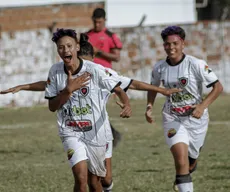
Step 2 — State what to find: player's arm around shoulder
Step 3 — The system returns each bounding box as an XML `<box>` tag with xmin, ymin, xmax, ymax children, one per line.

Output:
<box><xmin>113</xmin><ymin>86</ymin><xmax>132</xmax><ymax>118</ymax></box>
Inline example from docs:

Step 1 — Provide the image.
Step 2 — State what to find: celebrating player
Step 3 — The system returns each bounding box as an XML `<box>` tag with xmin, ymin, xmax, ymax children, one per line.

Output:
<box><xmin>46</xmin><ymin>28</ymin><xmax>132</xmax><ymax>192</ymax></box>
<box><xmin>145</xmin><ymin>26</ymin><xmax>223</xmax><ymax>192</ymax></box>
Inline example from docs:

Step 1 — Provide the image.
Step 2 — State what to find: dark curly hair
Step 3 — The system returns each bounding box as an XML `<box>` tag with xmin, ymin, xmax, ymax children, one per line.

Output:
<box><xmin>78</xmin><ymin>33</ymin><xmax>94</xmax><ymax>58</ymax></box>
<box><xmin>92</xmin><ymin>8</ymin><xmax>106</xmax><ymax>19</ymax></box>
<box><xmin>51</xmin><ymin>28</ymin><xmax>78</xmax><ymax>43</ymax></box>
<box><xmin>161</xmin><ymin>26</ymin><xmax>186</xmax><ymax>42</ymax></box>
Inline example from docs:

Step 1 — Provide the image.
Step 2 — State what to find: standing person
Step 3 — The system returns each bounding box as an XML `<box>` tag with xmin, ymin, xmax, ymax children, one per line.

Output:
<box><xmin>145</xmin><ymin>26</ymin><xmax>223</xmax><ymax>192</ymax></box>
<box><xmin>86</xmin><ymin>7</ymin><xmax>123</xmax><ymax>149</ymax></box>
<box><xmin>86</xmin><ymin>8</ymin><xmax>122</xmax><ymax>69</ymax></box>
<box><xmin>46</xmin><ymin>28</ymin><xmax>131</xmax><ymax>192</ymax></box>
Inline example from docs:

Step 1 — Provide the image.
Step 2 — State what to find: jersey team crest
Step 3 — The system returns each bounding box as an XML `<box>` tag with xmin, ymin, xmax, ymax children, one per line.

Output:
<box><xmin>178</xmin><ymin>77</ymin><xmax>188</xmax><ymax>87</ymax></box>
<box><xmin>80</xmin><ymin>87</ymin><xmax>89</xmax><ymax>97</ymax></box>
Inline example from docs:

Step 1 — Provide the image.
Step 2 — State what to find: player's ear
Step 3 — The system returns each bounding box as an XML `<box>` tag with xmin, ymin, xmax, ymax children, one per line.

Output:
<box><xmin>181</xmin><ymin>40</ymin><xmax>185</xmax><ymax>50</ymax></box>
<box><xmin>76</xmin><ymin>43</ymin><xmax>80</xmax><ymax>51</ymax></box>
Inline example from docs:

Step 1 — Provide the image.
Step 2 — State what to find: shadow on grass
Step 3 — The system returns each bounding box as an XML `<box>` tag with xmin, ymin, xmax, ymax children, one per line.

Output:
<box><xmin>134</xmin><ymin>169</ymin><xmax>161</xmax><ymax>173</ymax></box>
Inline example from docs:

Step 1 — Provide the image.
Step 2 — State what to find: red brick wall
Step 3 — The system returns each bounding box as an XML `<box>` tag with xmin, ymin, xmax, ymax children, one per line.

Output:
<box><xmin>0</xmin><ymin>2</ymin><xmax>104</xmax><ymax>32</ymax></box>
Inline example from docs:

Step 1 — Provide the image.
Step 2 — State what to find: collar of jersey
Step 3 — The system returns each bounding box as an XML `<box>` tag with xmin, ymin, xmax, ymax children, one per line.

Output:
<box><xmin>166</xmin><ymin>54</ymin><xmax>186</xmax><ymax>66</ymax></box>
<box><xmin>64</xmin><ymin>57</ymin><xmax>83</xmax><ymax>75</ymax></box>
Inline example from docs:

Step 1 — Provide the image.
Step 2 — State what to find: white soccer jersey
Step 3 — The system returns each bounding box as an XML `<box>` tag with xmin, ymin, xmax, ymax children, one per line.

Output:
<box><xmin>45</xmin><ymin>59</ymin><xmax>121</xmax><ymax>146</ymax></box>
<box><xmin>100</xmin><ymin>68</ymin><xmax>132</xmax><ymax>141</ymax></box>
<box><xmin>151</xmin><ymin>54</ymin><xmax>218</xmax><ymax>116</ymax></box>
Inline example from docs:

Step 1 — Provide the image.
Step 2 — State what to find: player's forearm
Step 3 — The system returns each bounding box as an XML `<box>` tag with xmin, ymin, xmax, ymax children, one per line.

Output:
<box><xmin>97</xmin><ymin>51</ymin><xmax>120</xmax><ymax>62</ymax></box>
<box><xmin>48</xmin><ymin>88</ymin><xmax>72</xmax><ymax>112</ymax></box>
<box><xmin>200</xmin><ymin>81</ymin><xmax>223</xmax><ymax>109</ymax></box>
<box><xmin>147</xmin><ymin>90</ymin><xmax>157</xmax><ymax>107</ymax></box>
<box><xmin>26</xmin><ymin>81</ymin><xmax>46</xmax><ymax>91</ymax></box>
<box><xmin>114</xmin><ymin>87</ymin><xmax>130</xmax><ymax>106</ymax></box>
<box><xmin>130</xmin><ymin>80</ymin><xmax>165</xmax><ymax>93</ymax></box>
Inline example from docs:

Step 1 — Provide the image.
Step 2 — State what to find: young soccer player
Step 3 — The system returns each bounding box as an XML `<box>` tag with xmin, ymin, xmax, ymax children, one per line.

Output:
<box><xmin>46</xmin><ymin>28</ymin><xmax>132</xmax><ymax>192</ymax></box>
<box><xmin>145</xmin><ymin>26</ymin><xmax>223</xmax><ymax>192</ymax></box>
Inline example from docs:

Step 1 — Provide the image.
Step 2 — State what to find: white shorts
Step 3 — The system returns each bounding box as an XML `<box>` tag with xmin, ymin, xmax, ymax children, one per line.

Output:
<box><xmin>62</xmin><ymin>137</ymin><xmax>107</xmax><ymax>177</ymax></box>
<box><xmin>105</xmin><ymin>140</ymin><xmax>113</xmax><ymax>159</ymax></box>
<box><xmin>163</xmin><ymin>111</ymin><xmax>209</xmax><ymax>159</ymax></box>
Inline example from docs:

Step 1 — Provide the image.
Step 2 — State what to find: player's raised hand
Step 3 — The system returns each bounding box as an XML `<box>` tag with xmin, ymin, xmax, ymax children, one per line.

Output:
<box><xmin>0</xmin><ymin>86</ymin><xmax>22</xmax><ymax>94</ymax></box>
<box><xmin>116</xmin><ymin>101</ymin><xmax>132</xmax><ymax>118</ymax></box>
<box><xmin>191</xmin><ymin>104</ymin><xmax>205</xmax><ymax>119</ymax></box>
<box><xmin>162</xmin><ymin>88</ymin><xmax>182</xmax><ymax>96</ymax></box>
<box><xmin>145</xmin><ymin>105</ymin><xmax>154</xmax><ymax>123</ymax></box>
<box><xmin>66</xmin><ymin>71</ymin><xmax>91</xmax><ymax>93</ymax></box>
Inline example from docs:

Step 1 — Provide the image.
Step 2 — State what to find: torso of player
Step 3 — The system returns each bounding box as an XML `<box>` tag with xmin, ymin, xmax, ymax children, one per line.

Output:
<box><xmin>153</xmin><ymin>55</ymin><xmax>217</xmax><ymax>116</ymax></box>
<box><xmin>87</xmin><ymin>28</ymin><xmax>121</xmax><ymax>69</ymax></box>
<box><xmin>50</xmin><ymin>61</ymin><xmax>114</xmax><ymax>146</ymax></box>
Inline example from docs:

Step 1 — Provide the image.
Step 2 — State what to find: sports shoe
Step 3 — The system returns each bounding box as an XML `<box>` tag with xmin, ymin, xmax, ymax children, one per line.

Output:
<box><xmin>173</xmin><ymin>180</ymin><xmax>179</xmax><ymax>192</ymax></box>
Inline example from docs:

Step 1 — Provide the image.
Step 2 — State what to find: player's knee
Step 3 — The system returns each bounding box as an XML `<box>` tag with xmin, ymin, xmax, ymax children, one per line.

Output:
<box><xmin>175</xmin><ymin>157</ymin><xmax>188</xmax><ymax>169</ymax></box>
<box><xmin>101</xmin><ymin>176</ymin><xmax>112</xmax><ymax>187</ymax></box>
<box><xmin>88</xmin><ymin>177</ymin><xmax>101</xmax><ymax>190</ymax></box>
<box><xmin>74</xmin><ymin>173</ymin><xmax>87</xmax><ymax>187</ymax></box>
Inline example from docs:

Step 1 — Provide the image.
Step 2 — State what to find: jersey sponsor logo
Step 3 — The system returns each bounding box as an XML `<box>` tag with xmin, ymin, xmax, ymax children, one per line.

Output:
<box><xmin>171</xmin><ymin>92</ymin><xmax>195</xmax><ymax>103</ymax></box>
<box><xmin>66</xmin><ymin>119</ymin><xmax>92</xmax><ymax>132</ymax></box>
<box><xmin>62</xmin><ymin>104</ymin><xmax>92</xmax><ymax>117</ymax></box>
<box><xmin>167</xmin><ymin>128</ymin><xmax>176</xmax><ymax>138</ymax></box>
<box><xmin>80</xmin><ymin>87</ymin><xmax>89</xmax><ymax>97</ymax></box>
<box><xmin>178</xmin><ymin>77</ymin><xmax>188</xmax><ymax>87</ymax></box>
<box><xmin>67</xmin><ymin>149</ymin><xmax>75</xmax><ymax>160</ymax></box>
<box><xmin>171</xmin><ymin>105</ymin><xmax>194</xmax><ymax>116</ymax></box>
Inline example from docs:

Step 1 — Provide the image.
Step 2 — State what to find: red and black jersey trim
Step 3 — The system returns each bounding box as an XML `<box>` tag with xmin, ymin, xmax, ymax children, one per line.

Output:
<box><xmin>206</xmin><ymin>80</ymin><xmax>219</xmax><ymax>88</ymax></box>
<box><xmin>45</xmin><ymin>96</ymin><xmax>56</xmax><ymax>100</ymax></box>
<box><xmin>166</xmin><ymin>54</ymin><xmax>186</xmax><ymax>66</ymax></box>
<box><xmin>64</xmin><ymin>57</ymin><xmax>83</xmax><ymax>75</ymax></box>
<box><xmin>123</xmin><ymin>79</ymin><xmax>133</xmax><ymax>92</ymax></box>
<box><xmin>105</xmin><ymin>29</ymin><xmax>122</xmax><ymax>49</ymax></box>
<box><xmin>110</xmin><ymin>81</ymin><xmax>122</xmax><ymax>93</ymax></box>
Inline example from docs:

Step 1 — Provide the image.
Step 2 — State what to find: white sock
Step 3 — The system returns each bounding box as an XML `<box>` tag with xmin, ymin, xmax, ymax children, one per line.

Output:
<box><xmin>177</xmin><ymin>182</ymin><xmax>193</xmax><ymax>192</ymax></box>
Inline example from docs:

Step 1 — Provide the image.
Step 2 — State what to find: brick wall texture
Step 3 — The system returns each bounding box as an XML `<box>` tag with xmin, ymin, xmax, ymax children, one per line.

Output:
<box><xmin>0</xmin><ymin>3</ymin><xmax>230</xmax><ymax>107</ymax></box>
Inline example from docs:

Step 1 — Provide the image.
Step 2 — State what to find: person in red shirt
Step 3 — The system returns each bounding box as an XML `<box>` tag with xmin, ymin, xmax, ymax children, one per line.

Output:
<box><xmin>86</xmin><ymin>8</ymin><xmax>122</xmax><ymax>69</ymax></box>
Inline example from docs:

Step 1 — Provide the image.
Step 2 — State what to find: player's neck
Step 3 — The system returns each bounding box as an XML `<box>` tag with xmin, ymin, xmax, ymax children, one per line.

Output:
<box><xmin>66</xmin><ymin>57</ymin><xmax>80</xmax><ymax>74</ymax></box>
<box><xmin>168</xmin><ymin>54</ymin><xmax>185</xmax><ymax>66</ymax></box>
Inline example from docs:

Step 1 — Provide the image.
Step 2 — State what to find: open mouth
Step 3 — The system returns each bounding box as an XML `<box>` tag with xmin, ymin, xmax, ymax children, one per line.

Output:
<box><xmin>63</xmin><ymin>55</ymin><xmax>72</xmax><ymax>63</ymax></box>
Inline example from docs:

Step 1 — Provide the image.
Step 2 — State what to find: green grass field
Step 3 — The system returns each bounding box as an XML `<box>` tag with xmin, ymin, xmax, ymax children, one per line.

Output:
<box><xmin>0</xmin><ymin>95</ymin><xmax>230</xmax><ymax>192</ymax></box>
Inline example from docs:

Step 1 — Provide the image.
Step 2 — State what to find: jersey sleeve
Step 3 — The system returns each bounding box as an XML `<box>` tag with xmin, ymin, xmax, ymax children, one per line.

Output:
<box><xmin>110</xmin><ymin>33</ymin><xmax>123</xmax><ymax>49</ymax></box>
<box><xmin>196</xmin><ymin>60</ymin><xmax>219</xmax><ymax>88</ymax></box>
<box><xmin>94</xmin><ymin>67</ymin><xmax>121</xmax><ymax>93</ymax></box>
<box><xmin>45</xmin><ymin>67</ymin><xmax>58</xmax><ymax>99</ymax></box>
<box><xmin>106</xmin><ymin>68</ymin><xmax>132</xmax><ymax>91</ymax></box>
<box><xmin>150</xmin><ymin>64</ymin><xmax>161</xmax><ymax>86</ymax></box>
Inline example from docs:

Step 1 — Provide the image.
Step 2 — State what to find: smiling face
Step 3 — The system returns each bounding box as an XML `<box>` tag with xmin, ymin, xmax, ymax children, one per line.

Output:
<box><xmin>56</xmin><ymin>36</ymin><xmax>80</xmax><ymax>67</ymax></box>
<box><xmin>163</xmin><ymin>35</ymin><xmax>184</xmax><ymax>63</ymax></box>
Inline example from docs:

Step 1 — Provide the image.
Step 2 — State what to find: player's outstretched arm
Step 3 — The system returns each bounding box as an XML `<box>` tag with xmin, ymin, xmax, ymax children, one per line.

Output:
<box><xmin>145</xmin><ymin>90</ymin><xmax>158</xmax><ymax>124</ymax></box>
<box><xmin>0</xmin><ymin>81</ymin><xmax>46</xmax><ymax>94</ymax></box>
<box><xmin>48</xmin><ymin>72</ymin><xmax>90</xmax><ymax>112</ymax></box>
<box><xmin>129</xmin><ymin>80</ymin><xmax>181</xmax><ymax>96</ymax></box>
<box><xmin>113</xmin><ymin>86</ymin><xmax>132</xmax><ymax>118</ymax></box>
